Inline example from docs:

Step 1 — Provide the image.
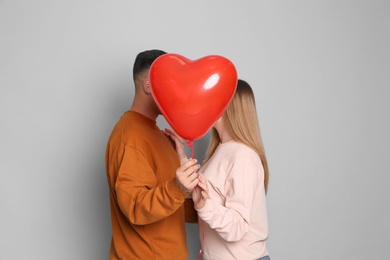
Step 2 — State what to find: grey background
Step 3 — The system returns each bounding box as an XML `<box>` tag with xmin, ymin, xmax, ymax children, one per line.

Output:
<box><xmin>1</xmin><ymin>1</ymin><xmax>389</xmax><ymax>259</ymax></box>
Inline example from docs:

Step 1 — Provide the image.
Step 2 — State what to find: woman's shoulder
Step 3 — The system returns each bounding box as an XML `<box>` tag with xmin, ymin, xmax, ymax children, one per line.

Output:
<box><xmin>224</xmin><ymin>141</ymin><xmax>260</xmax><ymax>161</ymax></box>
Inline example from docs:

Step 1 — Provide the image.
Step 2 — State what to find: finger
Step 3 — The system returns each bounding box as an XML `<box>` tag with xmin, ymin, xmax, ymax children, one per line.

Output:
<box><xmin>197</xmin><ymin>181</ymin><xmax>206</xmax><ymax>191</ymax></box>
<box><xmin>193</xmin><ymin>163</ymin><xmax>201</xmax><ymax>172</ymax></box>
<box><xmin>182</xmin><ymin>179</ymin><xmax>198</xmax><ymax>194</ymax></box>
<box><xmin>200</xmin><ymin>174</ymin><xmax>208</xmax><ymax>188</ymax></box>
<box><xmin>188</xmin><ymin>178</ymin><xmax>200</xmax><ymax>190</ymax></box>
<box><xmin>181</xmin><ymin>158</ymin><xmax>198</xmax><ymax>170</ymax></box>
<box><xmin>197</xmin><ymin>172</ymin><xmax>203</xmax><ymax>182</ymax></box>
<box><xmin>198</xmin><ymin>172</ymin><xmax>206</xmax><ymax>182</ymax></box>
<box><xmin>192</xmin><ymin>187</ymin><xmax>199</xmax><ymax>197</ymax></box>
<box><xmin>199</xmin><ymin>183</ymin><xmax>208</xmax><ymax>195</ymax></box>
<box><xmin>164</xmin><ymin>128</ymin><xmax>175</xmax><ymax>134</ymax></box>
<box><xmin>198</xmin><ymin>173</ymin><xmax>208</xmax><ymax>190</ymax></box>
<box><xmin>171</xmin><ymin>135</ymin><xmax>184</xmax><ymax>145</ymax></box>
<box><xmin>191</xmin><ymin>177</ymin><xmax>200</xmax><ymax>185</ymax></box>
<box><xmin>161</xmin><ymin>129</ymin><xmax>172</xmax><ymax>136</ymax></box>
<box><xmin>188</xmin><ymin>171</ymin><xmax>199</xmax><ymax>183</ymax></box>
<box><xmin>178</xmin><ymin>167</ymin><xmax>198</xmax><ymax>181</ymax></box>
<box><xmin>165</xmin><ymin>129</ymin><xmax>184</xmax><ymax>143</ymax></box>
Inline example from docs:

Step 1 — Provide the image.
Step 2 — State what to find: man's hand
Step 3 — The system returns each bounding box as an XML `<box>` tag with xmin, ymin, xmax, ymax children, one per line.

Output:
<box><xmin>175</xmin><ymin>158</ymin><xmax>200</xmax><ymax>194</ymax></box>
<box><xmin>162</xmin><ymin>128</ymin><xmax>187</xmax><ymax>163</ymax></box>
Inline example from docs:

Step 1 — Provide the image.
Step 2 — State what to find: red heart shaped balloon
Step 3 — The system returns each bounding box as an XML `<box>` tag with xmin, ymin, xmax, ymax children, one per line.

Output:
<box><xmin>149</xmin><ymin>54</ymin><xmax>237</xmax><ymax>140</ymax></box>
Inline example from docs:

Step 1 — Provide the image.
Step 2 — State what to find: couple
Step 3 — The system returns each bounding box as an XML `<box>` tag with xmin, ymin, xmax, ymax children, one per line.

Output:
<box><xmin>105</xmin><ymin>49</ymin><xmax>270</xmax><ymax>260</ymax></box>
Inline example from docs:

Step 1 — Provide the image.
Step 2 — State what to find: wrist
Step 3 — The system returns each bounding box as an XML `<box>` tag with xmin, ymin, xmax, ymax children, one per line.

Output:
<box><xmin>175</xmin><ymin>177</ymin><xmax>191</xmax><ymax>195</ymax></box>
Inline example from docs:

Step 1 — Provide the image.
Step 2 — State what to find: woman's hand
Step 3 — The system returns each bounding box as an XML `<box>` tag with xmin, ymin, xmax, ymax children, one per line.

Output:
<box><xmin>192</xmin><ymin>172</ymin><xmax>208</xmax><ymax>210</ymax></box>
<box><xmin>162</xmin><ymin>128</ymin><xmax>187</xmax><ymax>163</ymax></box>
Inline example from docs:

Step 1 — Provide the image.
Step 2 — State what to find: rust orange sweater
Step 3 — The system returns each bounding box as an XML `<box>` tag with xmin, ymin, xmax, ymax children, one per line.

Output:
<box><xmin>105</xmin><ymin>111</ymin><xmax>189</xmax><ymax>260</ymax></box>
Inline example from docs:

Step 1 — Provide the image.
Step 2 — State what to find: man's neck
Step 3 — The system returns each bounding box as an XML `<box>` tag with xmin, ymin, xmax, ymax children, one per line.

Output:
<box><xmin>130</xmin><ymin>103</ymin><xmax>158</xmax><ymax>121</ymax></box>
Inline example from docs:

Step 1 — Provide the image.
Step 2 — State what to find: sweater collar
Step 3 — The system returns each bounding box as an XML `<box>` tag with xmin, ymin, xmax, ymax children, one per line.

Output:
<box><xmin>126</xmin><ymin>110</ymin><xmax>157</xmax><ymax>128</ymax></box>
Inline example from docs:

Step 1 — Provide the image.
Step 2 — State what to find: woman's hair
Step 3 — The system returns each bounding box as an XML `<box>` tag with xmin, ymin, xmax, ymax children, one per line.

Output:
<box><xmin>204</xmin><ymin>79</ymin><xmax>269</xmax><ymax>192</ymax></box>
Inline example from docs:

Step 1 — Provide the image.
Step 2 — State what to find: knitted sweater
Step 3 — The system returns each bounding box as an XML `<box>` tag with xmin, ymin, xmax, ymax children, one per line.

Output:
<box><xmin>197</xmin><ymin>141</ymin><xmax>269</xmax><ymax>260</ymax></box>
<box><xmin>105</xmin><ymin>111</ymin><xmax>189</xmax><ymax>260</ymax></box>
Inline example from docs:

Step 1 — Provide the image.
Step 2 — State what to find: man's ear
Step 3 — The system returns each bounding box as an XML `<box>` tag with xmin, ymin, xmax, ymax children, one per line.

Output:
<box><xmin>143</xmin><ymin>79</ymin><xmax>151</xmax><ymax>94</ymax></box>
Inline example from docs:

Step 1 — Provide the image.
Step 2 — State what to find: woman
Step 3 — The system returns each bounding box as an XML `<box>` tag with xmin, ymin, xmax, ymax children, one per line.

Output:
<box><xmin>164</xmin><ymin>79</ymin><xmax>270</xmax><ymax>260</ymax></box>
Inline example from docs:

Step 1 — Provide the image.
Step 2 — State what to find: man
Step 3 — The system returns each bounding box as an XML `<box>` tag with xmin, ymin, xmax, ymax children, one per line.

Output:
<box><xmin>105</xmin><ymin>49</ymin><xmax>200</xmax><ymax>259</ymax></box>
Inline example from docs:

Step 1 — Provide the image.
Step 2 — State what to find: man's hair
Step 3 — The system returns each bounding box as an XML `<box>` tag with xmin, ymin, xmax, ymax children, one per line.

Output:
<box><xmin>133</xmin><ymin>49</ymin><xmax>167</xmax><ymax>81</ymax></box>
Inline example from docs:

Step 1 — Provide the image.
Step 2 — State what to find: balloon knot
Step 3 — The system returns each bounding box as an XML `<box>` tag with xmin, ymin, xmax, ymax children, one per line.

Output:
<box><xmin>186</xmin><ymin>140</ymin><xmax>195</xmax><ymax>159</ymax></box>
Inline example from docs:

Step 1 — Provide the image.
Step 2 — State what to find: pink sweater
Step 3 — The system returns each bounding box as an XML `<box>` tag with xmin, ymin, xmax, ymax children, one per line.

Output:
<box><xmin>197</xmin><ymin>141</ymin><xmax>269</xmax><ymax>260</ymax></box>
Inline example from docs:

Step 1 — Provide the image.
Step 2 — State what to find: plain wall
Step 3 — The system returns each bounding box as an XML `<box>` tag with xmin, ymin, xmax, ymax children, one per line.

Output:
<box><xmin>1</xmin><ymin>1</ymin><xmax>389</xmax><ymax>259</ymax></box>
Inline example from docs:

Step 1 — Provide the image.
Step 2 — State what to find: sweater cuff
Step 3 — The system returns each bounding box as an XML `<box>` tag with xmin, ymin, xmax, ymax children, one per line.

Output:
<box><xmin>196</xmin><ymin>199</ymin><xmax>214</xmax><ymax>220</ymax></box>
<box><xmin>167</xmin><ymin>178</ymin><xmax>188</xmax><ymax>200</ymax></box>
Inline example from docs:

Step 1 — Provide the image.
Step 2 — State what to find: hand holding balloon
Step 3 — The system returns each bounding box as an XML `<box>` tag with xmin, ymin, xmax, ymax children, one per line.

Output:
<box><xmin>175</xmin><ymin>158</ymin><xmax>200</xmax><ymax>194</ymax></box>
<box><xmin>162</xmin><ymin>128</ymin><xmax>188</xmax><ymax>163</ymax></box>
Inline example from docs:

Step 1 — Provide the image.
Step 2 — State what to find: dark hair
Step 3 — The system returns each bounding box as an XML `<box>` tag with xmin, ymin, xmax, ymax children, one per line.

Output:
<box><xmin>133</xmin><ymin>49</ymin><xmax>167</xmax><ymax>81</ymax></box>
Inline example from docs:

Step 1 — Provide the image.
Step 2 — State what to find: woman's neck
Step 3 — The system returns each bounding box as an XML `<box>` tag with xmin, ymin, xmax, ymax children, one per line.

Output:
<box><xmin>217</xmin><ymin>128</ymin><xmax>233</xmax><ymax>144</ymax></box>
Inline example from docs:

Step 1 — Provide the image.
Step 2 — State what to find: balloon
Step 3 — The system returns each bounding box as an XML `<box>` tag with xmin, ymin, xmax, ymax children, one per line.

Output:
<box><xmin>149</xmin><ymin>53</ymin><xmax>237</xmax><ymax>141</ymax></box>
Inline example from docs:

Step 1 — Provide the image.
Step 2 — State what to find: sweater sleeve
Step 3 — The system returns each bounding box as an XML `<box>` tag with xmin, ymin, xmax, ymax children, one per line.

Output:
<box><xmin>115</xmin><ymin>146</ymin><xmax>187</xmax><ymax>225</ymax></box>
<box><xmin>197</xmin><ymin>155</ymin><xmax>262</xmax><ymax>242</ymax></box>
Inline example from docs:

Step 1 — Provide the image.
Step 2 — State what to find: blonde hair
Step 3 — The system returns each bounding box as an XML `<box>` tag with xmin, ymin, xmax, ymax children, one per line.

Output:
<box><xmin>204</xmin><ymin>79</ymin><xmax>269</xmax><ymax>193</ymax></box>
